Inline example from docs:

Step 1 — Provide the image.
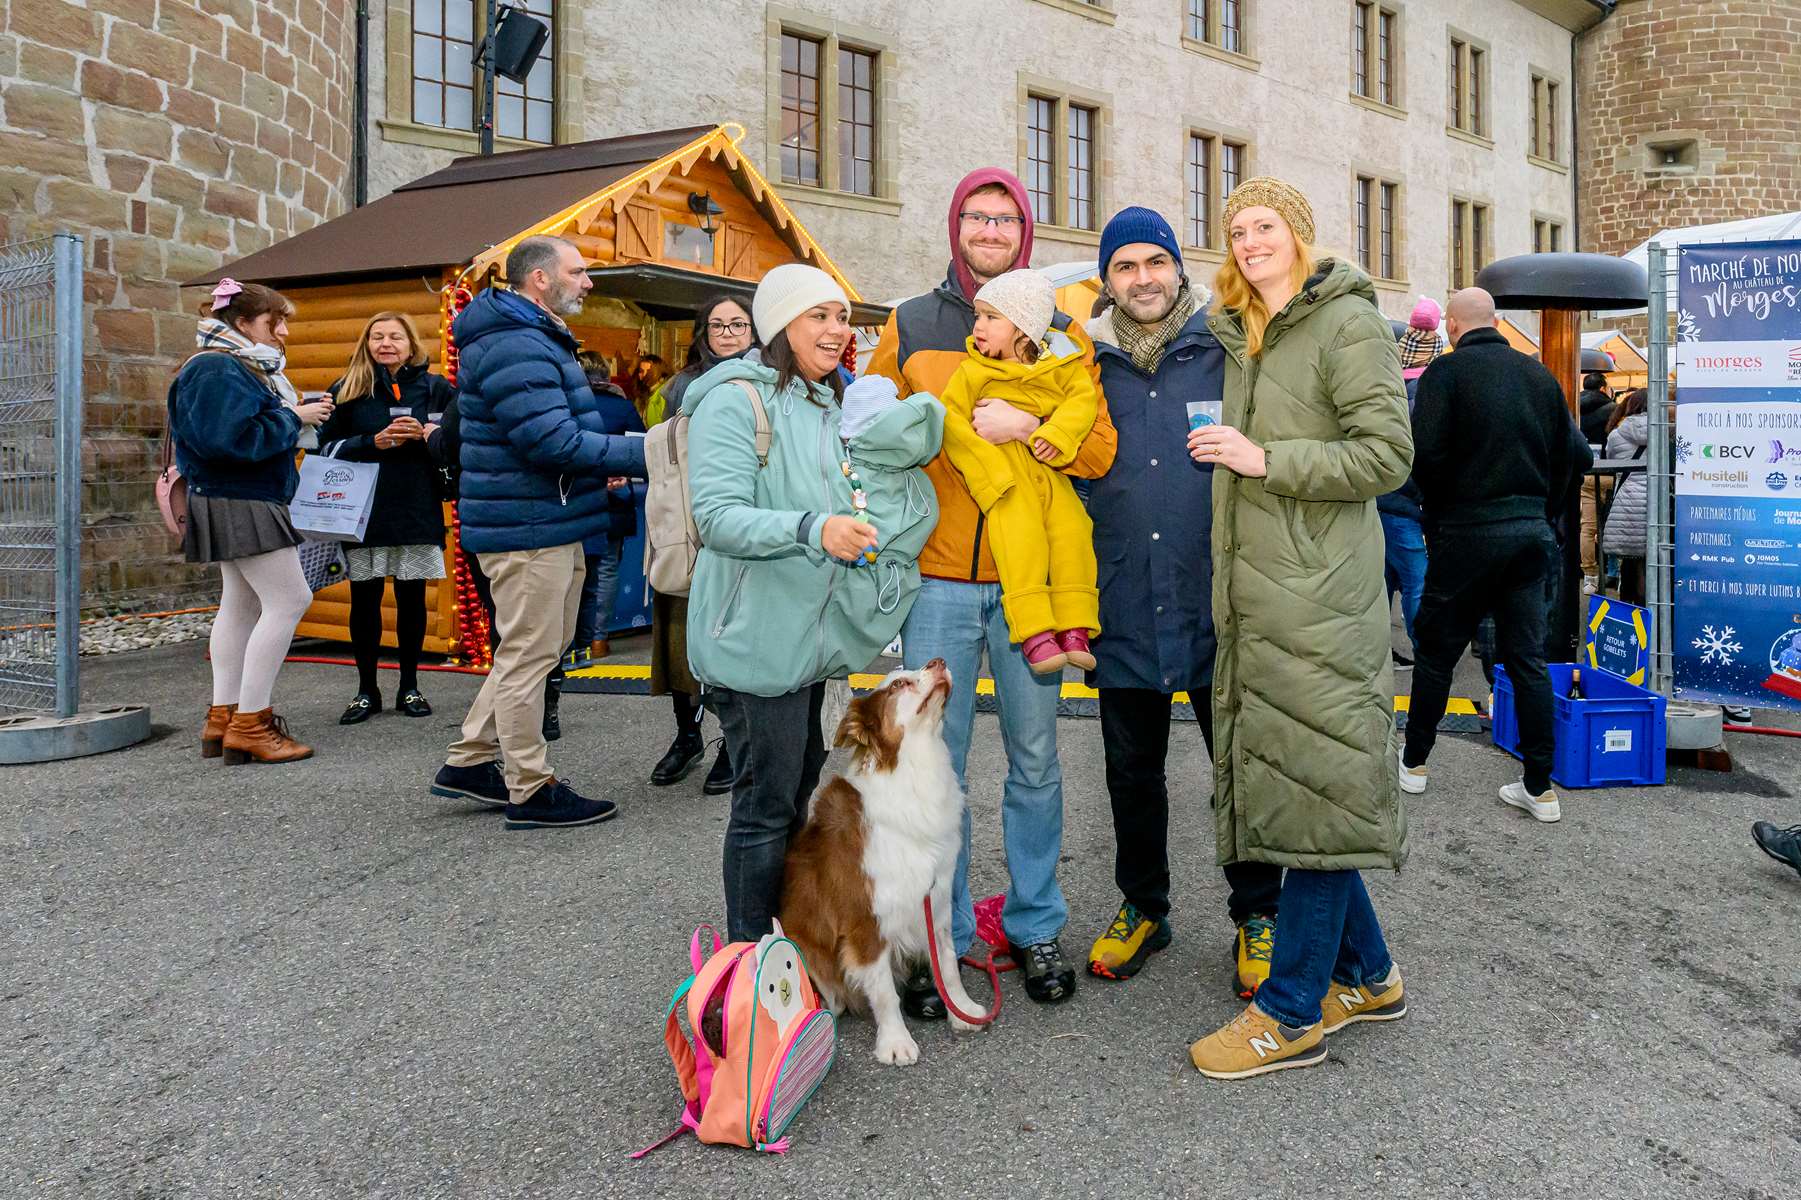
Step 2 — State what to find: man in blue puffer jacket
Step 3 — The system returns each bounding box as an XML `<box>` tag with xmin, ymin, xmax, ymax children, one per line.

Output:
<box><xmin>431</xmin><ymin>236</ymin><xmax>647</xmax><ymax>830</ymax></box>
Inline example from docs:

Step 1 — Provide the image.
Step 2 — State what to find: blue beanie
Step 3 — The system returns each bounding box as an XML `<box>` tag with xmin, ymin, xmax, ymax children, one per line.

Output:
<box><xmin>1099</xmin><ymin>207</ymin><xmax>1183</xmax><ymax>277</ymax></box>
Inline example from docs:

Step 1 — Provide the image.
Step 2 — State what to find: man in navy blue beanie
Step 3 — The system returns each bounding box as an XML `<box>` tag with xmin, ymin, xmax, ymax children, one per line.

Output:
<box><xmin>1082</xmin><ymin>207</ymin><xmax>1284</xmax><ymax>998</ymax></box>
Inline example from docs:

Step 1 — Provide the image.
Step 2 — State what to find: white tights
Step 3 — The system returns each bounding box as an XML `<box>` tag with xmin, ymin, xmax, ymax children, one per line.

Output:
<box><xmin>209</xmin><ymin>546</ymin><xmax>311</xmax><ymax>712</ymax></box>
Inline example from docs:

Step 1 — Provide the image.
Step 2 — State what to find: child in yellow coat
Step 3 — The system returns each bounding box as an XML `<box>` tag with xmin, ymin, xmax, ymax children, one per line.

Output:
<box><xmin>939</xmin><ymin>269</ymin><xmax>1100</xmax><ymax>674</ymax></box>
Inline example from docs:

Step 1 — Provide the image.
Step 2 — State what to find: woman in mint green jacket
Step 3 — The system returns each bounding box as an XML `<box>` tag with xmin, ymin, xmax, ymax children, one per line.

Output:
<box><xmin>685</xmin><ymin>264</ymin><xmax>943</xmax><ymax>942</ymax></box>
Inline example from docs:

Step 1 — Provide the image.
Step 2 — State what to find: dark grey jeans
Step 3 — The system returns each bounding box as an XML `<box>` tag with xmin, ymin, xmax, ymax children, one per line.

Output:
<box><xmin>711</xmin><ymin>681</ymin><xmax>828</xmax><ymax>943</ymax></box>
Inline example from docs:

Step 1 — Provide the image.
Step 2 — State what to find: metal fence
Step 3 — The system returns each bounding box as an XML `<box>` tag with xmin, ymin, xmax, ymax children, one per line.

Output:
<box><xmin>1646</xmin><ymin>243</ymin><xmax>1676</xmax><ymax>697</ymax></box>
<box><xmin>0</xmin><ymin>234</ymin><xmax>83</xmax><ymax>717</ymax></box>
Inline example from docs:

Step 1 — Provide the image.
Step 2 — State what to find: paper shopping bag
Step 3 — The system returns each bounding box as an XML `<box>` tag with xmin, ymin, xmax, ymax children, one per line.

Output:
<box><xmin>289</xmin><ymin>452</ymin><xmax>378</xmax><ymax>542</ymax></box>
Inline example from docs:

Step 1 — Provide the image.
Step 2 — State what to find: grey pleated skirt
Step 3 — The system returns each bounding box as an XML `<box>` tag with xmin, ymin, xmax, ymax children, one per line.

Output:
<box><xmin>183</xmin><ymin>494</ymin><xmax>302</xmax><ymax>564</ymax></box>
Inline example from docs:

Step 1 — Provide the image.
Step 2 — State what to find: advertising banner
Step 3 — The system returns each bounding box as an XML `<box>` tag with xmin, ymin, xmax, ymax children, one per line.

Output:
<box><xmin>1673</xmin><ymin>240</ymin><xmax>1801</xmax><ymax>708</ymax></box>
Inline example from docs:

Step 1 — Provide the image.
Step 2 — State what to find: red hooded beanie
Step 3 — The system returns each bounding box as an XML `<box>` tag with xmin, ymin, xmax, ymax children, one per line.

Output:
<box><xmin>946</xmin><ymin>168</ymin><xmax>1035</xmax><ymax>301</ymax></box>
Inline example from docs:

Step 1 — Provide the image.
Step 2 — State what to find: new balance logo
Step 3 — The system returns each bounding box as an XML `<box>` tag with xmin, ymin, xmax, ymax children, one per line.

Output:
<box><xmin>1335</xmin><ymin>989</ymin><xmax>1366</xmax><ymax>1011</ymax></box>
<box><xmin>1248</xmin><ymin>1030</ymin><xmax>1280</xmax><ymax>1058</ymax></box>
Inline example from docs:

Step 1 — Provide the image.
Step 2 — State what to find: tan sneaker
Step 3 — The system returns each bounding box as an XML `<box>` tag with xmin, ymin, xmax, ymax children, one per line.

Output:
<box><xmin>1189</xmin><ymin>1003</ymin><xmax>1325</xmax><ymax>1079</ymax></box>
<box><xmin>1320</xmin><ymin>966</ymin><xmax>1406</xmax><ymax>1035</ymax></box>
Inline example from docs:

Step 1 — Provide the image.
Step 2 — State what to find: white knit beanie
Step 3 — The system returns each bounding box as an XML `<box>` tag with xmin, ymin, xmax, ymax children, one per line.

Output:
<box><xmin>751</xmin><ymin>263</ymin><xmax>851</xmax><ymax>343</ymax></box>
<box><xmin>974</xmin><ymin>269</ymin><xmax>1055</xmax><ymax>345</ymax></box>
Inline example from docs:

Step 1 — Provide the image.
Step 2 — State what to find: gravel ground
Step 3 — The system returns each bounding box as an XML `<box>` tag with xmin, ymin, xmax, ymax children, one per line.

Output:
<box><xmin>2</xmin><ymin>639</ymin><xmax>1798</xmax><ymax>1199</ymax></box>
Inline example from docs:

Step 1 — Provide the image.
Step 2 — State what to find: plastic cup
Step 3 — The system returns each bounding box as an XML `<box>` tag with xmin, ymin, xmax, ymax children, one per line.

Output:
<box><xmin>1187</xmin><ymin>400</ymin><xmax>1223</xmax><ymax>431</ymax></box>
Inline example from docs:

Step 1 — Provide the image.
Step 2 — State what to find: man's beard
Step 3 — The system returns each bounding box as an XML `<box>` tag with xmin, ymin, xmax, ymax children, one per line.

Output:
<box><xmin>1117</xmin><ymin>285</ymin><xmax>1178</xmax><ymax>324</ymax></box>
<box><xmin>545</xmin><ymin>280</ymin><xmax>586</xmax><ymax>316</ymax></box>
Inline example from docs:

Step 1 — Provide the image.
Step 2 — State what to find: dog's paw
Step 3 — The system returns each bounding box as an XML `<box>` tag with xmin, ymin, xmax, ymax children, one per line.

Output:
<box><xmin>949</xmin><ymin>1010</ymin><xmax>988</xmax><ymax>1034</ymax></box>
<box><xmin>873</xmin><ymin>1029</ymin><xmax>920</xmax><ymax>1067</ymax></box>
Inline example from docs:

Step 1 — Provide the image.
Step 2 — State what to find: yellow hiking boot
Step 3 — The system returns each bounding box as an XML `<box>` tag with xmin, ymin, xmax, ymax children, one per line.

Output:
<box><xmin>1087</xmin><ymin>901</ymin><xmax>1172</xmax><ymax>981</ymax></box>
<box><xmin>1233</xmin><ymin>915</ymin><xmax>1275</xmax><ymax>998</ymax></box>
<box><xmin>1189</xmin><ymin>1002</ymin><xmax>1326</xmax><ymax>1080</ymax></box>
<box><xmin>1320</xmin><ymin>966</ymin><xmax>1407</xmax><ymax>1035</ymax></box>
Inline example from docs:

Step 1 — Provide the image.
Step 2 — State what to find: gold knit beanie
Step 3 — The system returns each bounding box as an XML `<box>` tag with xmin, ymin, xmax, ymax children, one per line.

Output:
<box><xmin>1222</xmin><ymin>176</ymin><xmax>1316</xmax><ymax>246</ymax></box>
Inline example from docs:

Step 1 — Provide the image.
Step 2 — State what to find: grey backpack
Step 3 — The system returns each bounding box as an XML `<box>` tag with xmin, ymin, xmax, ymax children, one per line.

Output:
<box><xmin>643</xmin><ymin>380</ymin><xmax>771</xmax><ymax>597</ymax></box>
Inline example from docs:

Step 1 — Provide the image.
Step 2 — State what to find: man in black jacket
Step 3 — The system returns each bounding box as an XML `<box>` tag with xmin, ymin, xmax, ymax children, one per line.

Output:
<box><xmin>1400</xmin><ymin>288</ymin><xmax>1593</xmax><ymax>825</ymax></box>
<box><xmin>1577</xmin><ymin>372</ymin><xmax>1616</xmax><ymax>591</ymax></box>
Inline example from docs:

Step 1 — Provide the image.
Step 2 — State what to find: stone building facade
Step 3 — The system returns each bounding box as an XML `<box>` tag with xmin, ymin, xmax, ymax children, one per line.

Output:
<box><xmin>1577</xmin><ymin>0</ymin><xmax>1801</xmax><ymax>258</ymax></box>
<box><xmin>366</xmin><ymin>0</ymin><xmax>1598</xmax><ymax>312</ymax></box>
<box><xmin>1</xmin><ymin>0</ymin><xmax>354</xmax><ymax>605</ymax></box>
<box><xmin>24</xmin><ymin>0</ymin><xmax>1801</xmax><ymax>611</ymax></box>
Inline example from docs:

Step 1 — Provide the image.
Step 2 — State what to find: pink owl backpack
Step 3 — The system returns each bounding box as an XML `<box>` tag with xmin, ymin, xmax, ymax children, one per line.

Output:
<box><xmin>635</xmin><ymin>923</ymin><xmax>837</xmax><ymax>1157</ymax></box>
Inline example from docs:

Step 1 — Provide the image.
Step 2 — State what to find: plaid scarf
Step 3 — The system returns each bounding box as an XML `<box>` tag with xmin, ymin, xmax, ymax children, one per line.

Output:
<box><xmin>1398</xmin><ymin>327</ymin><xmax>1444</xmax><ymax>373</ymax></box>
<box><xmin>195</xmin><ymin>316</ymin><xmax>312</xmax><ymax>447</ymax></box>
<box><xmin>1110</xmin><ymin>283</ymin><xmax>1200</xmax><ymax>374</ymax></box>
<box><xmin>195</xmin><ymin>318</ymin><xmax>300</xmax><ymax>406</ymax></box>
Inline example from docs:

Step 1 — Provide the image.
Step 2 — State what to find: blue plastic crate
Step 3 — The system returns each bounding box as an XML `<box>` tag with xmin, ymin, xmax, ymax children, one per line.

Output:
<box><xmin>1492</xmin><ymin>662</ymin><xmax>1666</xmax><ymax>788</ymax></box>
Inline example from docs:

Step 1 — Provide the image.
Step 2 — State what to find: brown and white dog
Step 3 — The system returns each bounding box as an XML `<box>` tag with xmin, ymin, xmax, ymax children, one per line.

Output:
<box><xmin>777</xmin><ymin>659</ymin><xmax>989</xmax><ymax>1065</ymax></box>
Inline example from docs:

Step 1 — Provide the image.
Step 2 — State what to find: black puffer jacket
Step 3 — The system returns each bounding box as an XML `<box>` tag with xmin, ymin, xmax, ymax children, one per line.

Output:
<box><xmin>1579</xmin><ymin>388</ymin><xmax>1616</xmax><ymax>445</ymax></box>
<box><xmin>319</xmin><ymin>362</ymin><xmax>454</xmax><ymax>547</ymax></box>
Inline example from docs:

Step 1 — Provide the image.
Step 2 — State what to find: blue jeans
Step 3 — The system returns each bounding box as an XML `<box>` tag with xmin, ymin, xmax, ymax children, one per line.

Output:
<box><xmin>902</xmin><ymin>577</ymin><xmax>1066</xmax><ymax>954</ymax></box>
<box><xmin>573</xmin><ymin>536</ymin><xmax>624</xmax><ymax>648</ymax></box>
<box><xmin>1253</xmin><ymin>868</ymin><xmax>1394</xmax><ymax>1027</ymax></box>
<box><xmin>1380</xmin><ymin>511</ymin><xmax>1426</xmax><ymax>646</ymax></box>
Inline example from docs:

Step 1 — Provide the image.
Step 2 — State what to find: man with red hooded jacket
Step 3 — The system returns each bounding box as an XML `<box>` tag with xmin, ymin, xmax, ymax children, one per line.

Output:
<box><xmin>867</xmin><ymin>169</ymin><xmax>1117</xmax><ymax>1013</ymax></box>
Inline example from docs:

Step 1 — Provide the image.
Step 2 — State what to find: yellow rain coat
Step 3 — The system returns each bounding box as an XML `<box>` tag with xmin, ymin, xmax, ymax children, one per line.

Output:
<box><xmin>938</xmin><ymin>333</ymin><xmax>1100</xmax><ymax>641</ymax></box>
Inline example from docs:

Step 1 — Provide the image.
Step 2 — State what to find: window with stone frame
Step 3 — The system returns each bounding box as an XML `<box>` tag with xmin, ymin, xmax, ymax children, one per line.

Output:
<box><xmin>775</xmin><ymin>24</ymin><xmax>886</xmax><ymax>197</ymax></box>
<box><xmin>1354</xmin><ymin>173</ymin><xmax>1401</xmax><ymax>281</ymax></box>
<box><xmin>1448</xmin><ymin>34</ymin><xmax>1488</xmax><ymax>138</ymax></box>
<box><xmin>410</xmin><ymin>1</ymin><xmax>555</xmax><ymax>144</ymax></box>
<box><xmin>1353</xmin><ymin>2</ymin><xmax>1400</xmax><ymax>107</ymax></box>
<box><xmin>1187</xmin><ymin>130</ymin><xmax>1249</xmax><ymax>250</ymax></box>
<box><xmin>1021</xmin><ymin>87</ymin><xmax>1107</xmax><ymax>232</ymax></box>
<box><xmin>1529</xmin><ymin>72</ymin><xmax>1562</xmax><ymax>163</ymax></box>
<box><xmin>1533</xmin><ymin>217</ymin><xmax>1564</xmax><ymax>254</ymax></box>
<box><xmin>1187</xmin><ymin>0</ymin><xmax>1248</xmax><ymax>55</ymax></box>
<box><xmin>1450</xmin><ymin>196</ymin><xmax>1491</xmax><ymax>291</ymax></box>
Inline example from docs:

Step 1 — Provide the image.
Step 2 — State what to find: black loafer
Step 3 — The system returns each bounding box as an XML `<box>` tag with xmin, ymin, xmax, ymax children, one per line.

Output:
<box><xmin>701</xmin><ymin>745</ymin><xmax>735</xmax><ymax>795</ymax></box>
<box><xmin>398</xmin><ymin>689</ymin><xmax>432</xmax><ymax>718</ymax></box>
<box><xmin>651</xmin><ymin>731</ymin><xmax>705</xmax><ymax>786</ymax></box>
<box><xmin>1008</xmin><ymin>938</ymin><xmax>1077</xmax><ymax>1005</ymax></box>
<box><xmin>901</xmin><ymin>962</ymin><xmax>946</xmax><ymax>1021</ymax></box>
<box><xmin>339</xmin><ymin>692</ymin><xmax>381</xmax><ymax>725</ymax></box>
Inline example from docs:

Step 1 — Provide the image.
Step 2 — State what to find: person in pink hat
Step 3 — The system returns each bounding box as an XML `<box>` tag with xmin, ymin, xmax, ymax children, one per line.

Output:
<box><xmin>1379</xmin><ymin>296</ymin><xmax>1442</xmax><ymax>661</ymax></box>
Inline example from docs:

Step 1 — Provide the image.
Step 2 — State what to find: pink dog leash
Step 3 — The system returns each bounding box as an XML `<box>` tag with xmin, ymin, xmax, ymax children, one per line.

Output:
<box><xmin>923</xmin><ymin>894</ymin><xmax>1002</xmax><ymax>1026</ymax></box>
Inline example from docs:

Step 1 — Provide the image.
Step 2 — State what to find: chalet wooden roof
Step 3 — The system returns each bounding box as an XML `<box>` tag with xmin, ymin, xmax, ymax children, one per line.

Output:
<box><xmin>189</xmin><ymin>124</ymin><xmax>861</xmax><ymax>300</ymax></box>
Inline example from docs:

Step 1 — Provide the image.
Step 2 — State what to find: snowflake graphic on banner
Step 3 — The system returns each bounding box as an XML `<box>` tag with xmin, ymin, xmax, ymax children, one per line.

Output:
<box><xmin>1674</xmin><ymin>436</ymin><xmax>1693</xmax><ymax>465</ymax></box>
<box><xmin>1692</xmin><ymin>624</ymin><xmax>1743</xmax><ymax>666</ymax></box>
<box><xmin>1676</xmin><ymin>309</ymin><xmax>1702</xmax><ymax>342</ymax></box>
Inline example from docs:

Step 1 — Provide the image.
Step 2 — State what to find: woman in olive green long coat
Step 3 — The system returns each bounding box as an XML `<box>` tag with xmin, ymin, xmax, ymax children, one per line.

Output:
<box><xmin>1185</xmin><ymin>178</ymin><xmax>1414</xmax><ymax>1082</ymax></box>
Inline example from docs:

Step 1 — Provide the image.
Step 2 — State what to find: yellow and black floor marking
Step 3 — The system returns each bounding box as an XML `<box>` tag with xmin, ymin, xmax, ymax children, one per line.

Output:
<box><xmin>561</xmin><ymin>664</ymin><xmax>1485</xmax><ymax>732</ymax></box>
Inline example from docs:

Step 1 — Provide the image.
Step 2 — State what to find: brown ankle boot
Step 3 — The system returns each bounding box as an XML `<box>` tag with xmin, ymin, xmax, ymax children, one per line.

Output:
<box><xmin>590</xmin><ymin>638</ymin><xmax>610</xmax><ymax>660</ymax></box>
<box><xmin>221</xmin><ymin>707</ymin><xmax>314</xmax><ymax>765</ymax></box>
<box><xmin>201</xmin><ymin>704</ymin><xmax>236</xmax><ymax>759</ymax></box>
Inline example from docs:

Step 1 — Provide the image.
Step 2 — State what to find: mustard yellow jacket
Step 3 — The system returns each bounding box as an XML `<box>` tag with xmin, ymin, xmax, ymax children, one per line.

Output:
<box><xmin>937</xmin><ymin>334</ymin><xmax>1098</xmax><ymax>511</ymax></box>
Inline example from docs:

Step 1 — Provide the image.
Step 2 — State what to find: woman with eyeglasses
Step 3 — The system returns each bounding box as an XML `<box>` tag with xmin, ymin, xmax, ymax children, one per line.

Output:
<box><xmin>647</xmin><ymin>295</ymin><xmax>761</xmax><ymax>794</ymax></box>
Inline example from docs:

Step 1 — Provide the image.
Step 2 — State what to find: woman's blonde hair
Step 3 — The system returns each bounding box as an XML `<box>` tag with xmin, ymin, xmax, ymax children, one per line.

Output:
<box><xmin>339</xmin><ymin>311</ymin><xmax>428</xmax><ymax>401</ymax></box>
<box><xmin>1212</xmin><ymin>224</ymin><xmax>1319</xmax><ymax>359</ymax></box>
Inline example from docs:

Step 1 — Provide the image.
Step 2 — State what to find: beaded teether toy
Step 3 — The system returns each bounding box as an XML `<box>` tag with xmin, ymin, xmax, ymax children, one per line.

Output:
<box><xmin>841</xmin><ymin>454</ymin><xmax>877</xmax><ymax>564</ymax></box>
